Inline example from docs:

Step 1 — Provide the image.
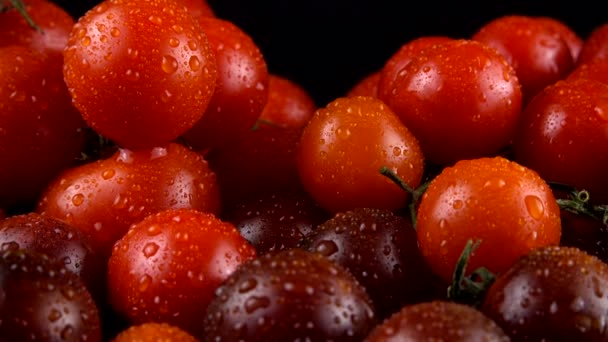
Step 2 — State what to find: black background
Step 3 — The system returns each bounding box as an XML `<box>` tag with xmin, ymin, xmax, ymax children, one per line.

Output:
<box><xmin>53</xmin><ymin>0</ymin><xmax>607</xmax><ymax>106</ymax></box>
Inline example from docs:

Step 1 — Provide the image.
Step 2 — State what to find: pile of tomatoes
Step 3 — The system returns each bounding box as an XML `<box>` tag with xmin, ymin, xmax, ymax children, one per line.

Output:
<box><xmin>2</xmin><ymin>0</ymin><xmax>608</xmax><ymax>340</ymax></box>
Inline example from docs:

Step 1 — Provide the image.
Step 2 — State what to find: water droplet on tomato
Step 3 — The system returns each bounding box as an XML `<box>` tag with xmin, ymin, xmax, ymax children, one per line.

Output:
<box><xmin>594</xmin><ymin>106</ymin><xmax>608</xmax><ymax>121</ymax></box>
<box><xmin>549</xmin><ymin>301</ymin><xmax>558</xmax><ymax>314</ymax></box>
<box><xmin>143</xmin><ymin>242</ymin><xmax>159</xmax><ymax>258</ymax></box>
<box><xmin>189</xmin><ymin>56</ymin><xmax>201</xmax><ymax>71</ymax></box>
<box><xmin>61</xmin><ymin>326</ymin><xmax>74</xmax><ymax>340</ymax></box>
<box><xmin>316</xmin><ymin>240</ymin><xmax>338</xmax><ymax>256</ymax></box>
<box><xmin>61</xmin><ymin>287</ymin><xmax>76</xmax><ymax>300</ymax></box>
<box><xmin>570</xmin><ymin>296</ymin><xmax>585</xmax><ymax>312</ymax></box>
<box><xmin>110</xmin><ymin>27</ymin><xmax>120</xmax><ymax>37</ymax></box>
<box><xmin>239</xmin><ymin>278</ymin><xmax>258</xmax><ymax>293</ymax></box>
<box><xmin>392</xmin><ymin>146</ymin><xmax>402</xmax><ymax>156</ymax></box>
<box><xmin>102</xmin><ymin>169</ymin><xmax>115</xmax><ymax>179</ymax></box>
<box><xmin>104</xmin><ymin>51</ymin><xmax>112</xmax><ymax>61</ymax></box>
<box><xmin>125</xmin><ymin>69</ymin><xmax>140</xmax><ymax>81</ymax></box>
<box><xmin>138</xmin><ymin>274</ymin><xmax>152</xmax><ymax>292</ymax></box>
<box><xmin>172</xmin><ymin>25</ymin><xmax>184</xmax><ymax>34</ymax></box>
<box><xmin>524</xmin><ymin>195</ymin><xmax>545</xmax><ymax>220</ymax></box>
<box><xmin>150</xmin><ymin>147</ymin><xmax>168</xmax><ymax>159</ymax></box>
<box><xmin>147</xmin><ymin>225</ymin><xmax>161</xmax><ymax>236</ymax></box>
<box><xmin>168</xmin><ymin>37</ymin><xmax>179</xmax><ymax>47</ymax></box>
<box><xmin>161</xmin><ymin>55</ymin><xmax>178</xmax><ymax>74</ymax></box>
<box><xmin>71</xmin><ymin>193</ymin><xmax>85</xmax><ymax>206</ymax></box>
<box><xmin>452</xmin><ymin>200</ymin><xmax>463</xmax><ymax>209</ymax></box>
<box><xmin>93</xmin><ymin>222</ymin><xmax>102</xmax><ymax>231</ymax></box>
<box><xmin>116</xmin><ymin>149</ymin><xmax>134</xmax><ymax>163</ymax></box>
<box><xmin>187</xmin><ymin>40</ymin><xmax>198</xmax><ymax>51</ymax></box>
<box><xmin>48</xmin><ymin>309</ymin><xmax>62</xmax><ymax>322</ymax></box>
<box><xmin>148</xmin><ymin>15</ymin><xmax>162</xmax><ymax>25</ymax></box>
<box><xmin>81</xmin><ymin>36</ymin><xmax>91</xmax><ymax>47</ymax></box>
<box><xmin>439</xmin><ymin>219</ymin><xmax>448</xmax><ymax>229</ymax></box>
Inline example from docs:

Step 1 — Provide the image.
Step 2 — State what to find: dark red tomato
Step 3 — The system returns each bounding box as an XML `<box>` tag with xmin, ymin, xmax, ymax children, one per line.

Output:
<box><xmin>0</xmin><ymin>0</ymin><xmax>75</xmax><ymax>62</ymax></box>
<box><xmin>483</xmin><ymin>246</ymin><xmax>608</xmax><ymax>341</ymax></box>
<box><xmin>568</xmin><ymin>60</ymin><xmax>608</xmax><ymax>85</ymax></box>
<box><xmin>366</xmin><ymin>301</ymin><xmax>509</xmax><ymax>341</ymax></box>
<box><xmin>383</xmin><ymin>39</ymin><xmax>522</xmax><ymax>166</ymax></box>
<box><xmin>347</xmin><ymin>70</ymin><xmax>380</xmax><ymax>98</ymax></box>
<box><xmin>206</xmin><ymin>122</ymin><xmax>303</xmax><ymax>208</ymax></box>
<box><xmin>37</xmin><ymin>143</ymin><xmax>220</xmax><ymax>258</ymax></box>
<box><xmin>63</xmin><ymin>0</ymin><xmax>217</xmax><ymax>149</ymax></box>
<box><xmin>180</xmin><ymin>0</ymin><xmax>214</xmax><ymax>20</ymax></box>
<box><xmin>259</xmin><ymin>74</ymin><xmax>317</xmax><ymax>128</ymax></box>
<box><xmin>537</xmin><ymin>16</ymin><xmax>583</xmax><ymax>63</ymax></box>
<box><xmin>112</xmin><ymin>323</ymin><xmax>199</xmax><ymax>342</ymax></box>
<box><xmin>578</xmin><ymin>23</ymin><xmax>608</xmax><ymax>65</ymax></box>
<box><xmin>301</xmin><ymin>208</ymin><xmax>437</xmax><ymax>319</ymax></box>
<box><xmin>417</xmin><ymin>157</ymin><xmax>561</xmax><ymax>283</ymax></box>
<box><xmin>0</xmin><ymin>213</ymin><xmax>104</xmax><ymax>302</ymax></box>
<box><xmin>472</xmin><ymin>15</ymin><xmax>574</xmax><ymax>103</ymax></box>
<box><xmin>298</xmin><ymin>96</ymin><xmax>424</xmax><ymax>213</ymax></box>
<box><xmin>225</xmin><ymin>190</ymin><xmax>329</xmax><ymax>254</ymax></box>
<box><xmin>0</xmin><ymin>45</ymin><xmax>86</xmax><ymax>210</ymax></box>
<box><xmin>0</xmin><ymin>250</ymin><xmax>101</xmax><ymax>342</ymax></box>
<box><xmin>512</xmin><ymin>79</ymin><xmax>608</xmax><ymax>203</ymax></box>
<box><xmin>108</xmin><ymin>208</ymin><xmax>256</xmax><ymax>338</ymax></box>
<box><xmin>182</xmin><ymin>17</ymin><xmax>268</xmax><ymax>150</ymax></box>
<box><xmin>377</xmin><ymin>35</ymin><xmax>453</xmax><ymax>102</ymax></box>
<box><xmin>204</xmin><ymin>249</ymin><xmax>376</xmax><ymax>341</ymax></box>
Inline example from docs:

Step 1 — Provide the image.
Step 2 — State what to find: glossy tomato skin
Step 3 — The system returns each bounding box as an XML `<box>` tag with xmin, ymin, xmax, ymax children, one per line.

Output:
<box><xmin>0</xmin><ymin>46</ymin><xmax>86</xmax><ymax>210</ymax></box>
<box><xmin>383</xmin><ymin>40</ymin><xmax>522</xmax><ymax>166</ymax></box>
<box><xmin>366</xmin><ymin>301</ymin><xmax>509</xmax><ymax>342</ymax></box>
<box><xmin>417</xmin><ymin>157</ymin><xmax>561</xmax><ymax>283</ymax></box>
<box><xmin>567</xmin><ymin>60</ymin><xmax>608</xmax><ymax>85</ymax></box>
<box><xmin>377</xmin><ymin>35</ymin><xmax>453</xmax><ymax>102</ymax></box>
<box><xmin>537</xmin><ymin>16</ymin><xmax>583</xmax><ymax>63</ymax></box>
<box><xmin>108</xmin><ymin>209</ymin><xmax>256</xmax><ymax>338</ymax></box>
<box><xmin>37</xmin><ymin>143</ymin><xmax>220</xmax><ymax>258</ymax></box>
<box><xmin>182</xmin><ymin>17</ymin><xmax>268</xmax><ymax>150</ymax></box>
<box><xmin>472</xmin><ymin>15</ymin><xmax>574</xmax><ymax>103</ymax></box>
<box><xmin>578</xmin><ymin>23</ymin><xmax>608</xmax><ymax>65</ymax></box>
<box><xmin>259</xmin><ymin>74</ymin><xmax>317</xmax><ymax>128</ymax></box>
<box><xmin>112</xmin><ymin>323</ymin><xmax>199</xmax><ymax>342</ymax></box>
<box><xmin>63</xmin><ymin>0</ymin><xmax>217</xmax><ymax>149</ymax></box>
<box><xmin>0</xmin><ymin>0</ymin><xmax>75</xmax><ymax>62</ymax></box>
<box><xmin>297</xmin><ymin>96</ymin><xmax>424</xmax><ymax>213</ymax></box>
<box><xmin>512</xmin><ymin>79</ymin><xmax>608</xmax><ymax>203</ymax></box>
<box><xmin>347</xmin><ymin>70</ymin><xmax>381</xmax><ymax>98</ymax></box>
<box><xmin>483</xmin><ymin>246</ymin><xmax>608</xmax><ymax>341</ymax></box>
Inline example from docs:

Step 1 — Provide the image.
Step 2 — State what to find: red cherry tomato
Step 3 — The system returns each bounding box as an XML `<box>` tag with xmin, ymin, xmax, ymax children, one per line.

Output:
<box><xmin>537</xmin><ymin>16</ymin><xmax>583</xmax><ymax>63</ymax></box>
<box><xmin>108</xmin><ymin>208</ymin><xmax>256</xmax><ymax>338</ymax></box>
<box><xmin>578</xmin><ymin>23</ymin><xmax>608</xmax><ymax>65</ymax></box>
<box><xmin>513</xmin><ymin>79</ymin><xmax>608</xmax><ymax>203</ymax></box>
<box><xmin>182</xmin><ymin>17</ymin><xmax>268</xmax><ymax>150</ymax></box>
<box><xmin>0</xmin><ymin>45</ymin><xmax>86</xmax><ymax>209</ymax></box>
<box><xmin>259</xmin><ymin>74</ymin><xmax>317</xmax><ymax>128</ymax></box>
<box><xmin>297</xmin><ymin>96</ymin><xmax>424</xmax><ymax>213</ymax></box>
<box><xmin>383</xmin><ymin>39</ymin><xmax>522</xmax><ymax>166</ymax></box>
<box><xmin>63</xmin><ymin>0</ymin><xmax>217</xmax><ymax>149</ymax></box>
<box><xmin>472</xmin><ymin>15</ymin><xmax>574</xmax><ymax>103</ymax></box>
<box><xmin>417</xmin><ymin>156</ymin><xmax>561</xmax><ymax>283</ymax></box>
<box><xmin>37</xmin><ymin>143</ymin><xmax>220</xmax><ymax>258</ymax></box>
<box><xmin>347</xmin><ymin>70</ymin><xmax>380</xmax><ymax>98</ymax></box>
<box><xmin>377</xmin><ymin>35</ymin><xmax>453</xmax><ymax>102</ymax></box>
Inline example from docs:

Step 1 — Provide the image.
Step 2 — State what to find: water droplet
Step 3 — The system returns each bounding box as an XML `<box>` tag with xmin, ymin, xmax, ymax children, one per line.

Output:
<box><xmin>549</xmin><ymin>301</ymin><xmax>558</xmax><ymax>314</ymax></box>
<box><xmin>452</xmin><ymin>199</ymin><xmax>463</xmax><ymax>209</ymax></box>
<box><xmin>48</xmin><ymin>309</ymin><xmax>62</xmax><ymax>322</ymax></box>
<box><xmin>161</xmin><ymin>89</ymin><xmax>173</xmax><ymax>103</ymax></box>
<box><xmin>187</xmin><ymin>40</ymin><xmax>198</xmax><ymax>51</ymax></box>
<box><xmin>148</xmin><ymin>15</ymin><xmax>162</xmax><ymax>25</ymax></box>
<box><xmin>439</xmin><ymin>219</ymin><xmax>448</xmax><ymax>229</ymax></box>
<box><xmin>99</xmin><ymin>35</ymin><xmax>108</xmax><ymax>43</ymax></box>
<box><xmin>392</xmin><ymin>146</ymin><xmax>402</xmax><ymax>156</ymax></box>
<box><xmin>61</xmin><ymin>287</ymin><xmax>76</xmax><ymax>300</ymax></box>
<box><xmin>189</xmin><ymin>56</ymin><xmax>201</xmax><ymax>71</ymax></box>
<box><xmin>110</xmin><ymin>27</ymin><xmax>120</xmax><ymax>37</ymax></box>
<box><xmin>150</xmin><ymin>147</ymin><xmax>168</xmax><ymax>159</ymax></box>
<box><xmin>61</xmin><ymin>326</ymin><xmax>74</xmax><ymax>340</ymax></box>
<box><xmin>168</xmin><ymin>37</ymin><xmax>180</xmax><ymax>47</ymax></box>
<box><xmin>147</xmin><ymin>225</ymin><xmax>161</xmax><ymax>236</ymax></box>
<box><xmin>594</xmin><ymin>106</ymin><xmax>608</xmax><ymax>121</ymax></box>
<box><xmin>316</xmin><ymin>240</ymin><xmax>338</xmax><ymax>257</ymax></box>
<box><xmin>239</xmin><ymin>278</ymin><xmax>258</xmax><ymax>293</ymax></box>
<box><xmin>161</xmin><ymin>55</ymin><xmax>178</xmax><ymax>74</ymax></box>
<box><xmin>172</xmin><ymin>25</ymin><xmax>184</xmax><ymax>34</ymax></box>
<box><xmin>143</xmin><ymin>242</ymin><xmax>159</xmax><ymax>258</ymax></box>
<box><xmin>102</xmin><ymin>169</ymin><xmax>115</xmax><ymax>179</ymax></box>
<box><xmin>125</xmin><ymin>69</ymin><xmax>140</xmax><ymax>81</ymax></box>
<box><xmin>525</xmin><ymin>195</ymin><xmax>545</xmax><ymax>220</ymax></box>
<box><xmin>570</xmin><ymin>297</ymin><xmax>585</xmax><ymax>312</ymax></box>
<box><xmin>244</xmin><ymin>296</ymin><xmax>270</xmax><ymax>313</ymax></box>
<box><xmin>116</xmin><ymin>149</ymin><xmax>133</xmax><ymax>163</ymax></box>
<box><xmin>80</xmin><ymin>36</ymin><xmax>91</xmax><ymax>47</ymax></box>
<box><xmin>93</xmin><ymin>222</ymin><xmax>102</xmax><ymax>231</ymax></box>
<box><xmin>138</xmin><ymin>274</ymin><xmax>152</xmax><ymax>292</ymax></box>
<box><xmin>71</xmin><ymin>194</ymin><xmax>85</xmax><ymax>206</ymax></box>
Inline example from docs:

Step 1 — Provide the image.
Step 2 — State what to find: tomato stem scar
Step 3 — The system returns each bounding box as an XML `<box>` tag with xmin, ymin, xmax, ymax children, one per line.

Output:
<box><xmin>379</xmin><ymin>165</ymin><xmax>429</xmax><ymax>228</ymax></box>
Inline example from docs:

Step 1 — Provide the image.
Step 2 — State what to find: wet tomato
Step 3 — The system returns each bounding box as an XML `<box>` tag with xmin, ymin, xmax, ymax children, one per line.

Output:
<box><xmin>37</xmin><ymin>143</ymin><xmax>220</xmax><ymax>258</ymax></box>
<box><xmin>512</xmin><ymin>79</ymin><xmax>608</xmax><ymax>203</ymax></box>
<box><xmin>472</xmin><ymin>15</ymin><xmax>574</xmax><ymax>103</ymax></box>
<box><xmin>537</xmin><ymin>16</ymin><xmax>583</xmax><ymax>63</ymax></box>
<box><xmin>578</xmin><ymin>23</ymin><xmax>608</xmax><ymax>65</ymax></box>
<box><xmin>483</xmin><ymin>246</ymin><xmax>608</xmax><ymax>341</ymax></box>
<box><xmin>347</xmin><ymin>70</ymin><xmax>380</xmax><ymax>98</ymax></box>
<box><xmin>63</xmin><ymin>0</ymin><xmax>217</xmax><ymax>149</ymax></box>
<box><xmin>417</xmin><ymin>156</ymin><xmax>561</xmax><ymax>283</ymax></box>
<box><xmin>203</xmin><ymin>249</ymin><xmax>376</xmax><ymax>341</ymax></box>
<box><xmin>567</xmin><ymin>60</ymin><xmax>608</xmax><ymax>85</ymax></box>
<box><xmin>182</xmin><ymin>16</ymin><xmax>268</xmax><ymax>150</ymax></box>
<box><xmin>383</xmin><ymin>39</ymin><xmax>522</xmax><ymax>166</ymax></box>
<box><xmin>259</xmin><ymin>74</ymin><xmax>317</xmax><ymax>128</ymax></box>
<box><xmin>0</xmin><ymin>45</ymin><xmax>86</xmax><ymax>210</ymax></box>
<box><xmin>112</xmin><ymin>322</ymin><xmax>199</xmax><ymax>342</ymax></box>
<box><xmin>0</xmin><ymin>250</ymin><xmax>101</xmax><ymax>342</ymax></box>
<box><xmin>366</xmin><ymin>301</ymin><xmax>509</xmax><ymax>341</ymax></box>
<box><xmin>108</xmin><ymin>208</ymin><xmax>256</xmax><ymax>338</ymax></box>
<box><xmin>297</xmin><ymin>96</ymin><xmax>424</xmax><ymax>213</ymax></box>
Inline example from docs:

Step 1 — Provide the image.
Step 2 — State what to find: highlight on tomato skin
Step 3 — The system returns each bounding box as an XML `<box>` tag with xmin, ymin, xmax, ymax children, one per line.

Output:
<box><xmin>416</xmin><ymin>156</ymin><xmax>562</xmax><ymax>283</ymax></box>
<box><xmin>107</xmin><ymin>208</ymin><xmax>256</xmax><ymax>339</ymax></box>
<box><xmin>259</xmin><ymin>74</ymin><xmax>317</xmax><ymax>128</ymax></box>
<box><xmin>63</xmin><ymin>0</ymin><xmax>218</xmax><ymax>149</ymax></box>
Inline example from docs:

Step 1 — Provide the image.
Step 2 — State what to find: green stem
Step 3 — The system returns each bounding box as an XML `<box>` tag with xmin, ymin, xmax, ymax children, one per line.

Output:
<box><xmin>447</xmin><ymin>239</ymin><xmax>496</xmax><ymax>307</ymax></box>
<box><xmin>7</xmin><ymin>0</ymin><xmax>41</xmax><ymax>32</ymax></box>
<box><xmin>379</xmin><ymin>166</ymin><xmax>429</xmax><ymax>228</ymax></box>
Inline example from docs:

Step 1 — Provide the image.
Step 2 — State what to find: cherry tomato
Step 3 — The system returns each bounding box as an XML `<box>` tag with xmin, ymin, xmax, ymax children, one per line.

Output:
<box><xmin>537</xmin><ymin>17</ymin><xmax>583</xmax><ymax>63</ymax></box>
<box><xmin>63</xmin><ymin>0</ymin><xmax>217</xmax><ymax>149</ymax></box>
<box><xmin>182</xmin><ymin>17</ymin><xmax>268</xmax><ymax>150</ymax></box>
<box><xmin>417</xmin><ymin>156</ymin><xmax>561</xmax><ymax>283</ymax></box>
<box><xmin>578</xmin><ymin>23</ymin><xmax>608</xmax><ymax>65</ymax></box>
<box><xmin>383</xmin><ymin>39</ymin><xmax>522</xmax><ymax>166</ymax></box>
<box><xmin>108</xmin><ymin>208</ymin><xmax>256</xmax><ymax>338</ymax></box>
<box><xmin>0</xmin><ymin>45</ymin><xmax>86</xmax><ymax>210</ymax></box>
<box><xmin>259</xmin><ymin>74</ymin><xmax>317</xmax><ymax>128</ymax></box>
<box><xmin>366</xmin><ymin>301</ymin><xmax>509</xmax><ymax>341</ymax></box>
<box><xmin>112</xmin><ymin>323</ymin><xmax>199</xmax><ymax>342</ymax></box>
<box><xmin>347</xmin><ymin>70</ymin><xmax>380</xmax><ymax>98</ymax></box>
<box><xmin>37</xmin><ymin>143</ymin><xmax>220</xmax><ymax>258</ymax></box>
<box><xmin>297</xmin><ymin>96</ymin><xmax>424</xmax><ymax>213</ymax></box>
<box><xmin>483</xmin><ymin>246</ymin><xmax>608</xmax><ymax>341</ymax></box>
<box><xmin>377</xmin><ymin>35</ymin><xmax>452</xmax><ymax>102</ymax></box>
<box><xmin>472</xmin><ymin>15</ymin><xmax>574</xmax><ymax>103</ymax></box>
<box><xmin>0</xmin><ymin>0</ymin><xmax>75</xmax><ymax>63</ymax></box>
<box><xmin>512</xmin><ymin>79</ymin><xmax>608</xmax><ymax>203</ymax></box>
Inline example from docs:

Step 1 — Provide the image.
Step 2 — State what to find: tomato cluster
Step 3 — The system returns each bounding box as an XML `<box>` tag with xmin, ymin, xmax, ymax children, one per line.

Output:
<box><xmin>2</xmin><ymin>0</ymin><xmax>608</xmax><ymax>341</ymax></box>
